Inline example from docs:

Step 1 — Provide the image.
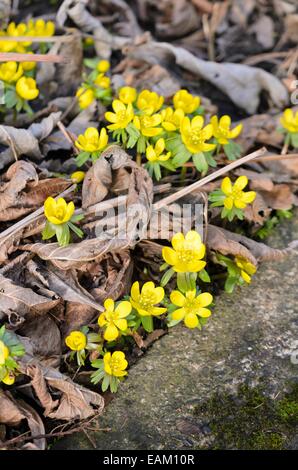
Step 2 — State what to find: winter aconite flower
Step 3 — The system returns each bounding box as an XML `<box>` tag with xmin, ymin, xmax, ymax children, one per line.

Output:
<box><xmin>170</xmin><ymin>290</ymin><xmax>213</xmax><ymax>328</ymax></box>
<box><xmin>0</xmin><ymin>326</ymin><xmax>25</xmax><ymax>386</ymax></box>
<box><xmin>173</xmin><ymin>89</ymin><xmax>200</xmax><ymax>114</ymax></box>
<box><xmin>43</xmin><ymin>197</ymin><xmax>83</xmax><ymax>246</ymax></box>
<box><xmin>2</xmin><ymin>371</ymin><xmax>15</xmax><ymax>385</ymax></box>
<box><xmin>76</xmin><ymin>87</ymin><xmax>95</xmax><ymax>109</ymax></box>
<box><xmin>136</xmin><ymin>90</ymin><xmax>164</xmax><ymax>115</ymax></box>
<box><xmin>180</xmin><ymin>116</ymin><xmax>215</xmax><ymax>154</ymax></box>
<box><xmin>75</xmin><ymin>127</ymin><xmax>108</xmax><ymax>153</ymax></box>
<box><xmin>98</xmin><ymin>299</ymin><xmax>132</xmax><ymax>342</ymax></box>
<box><xmin>146</xmin><ymin>138</ymin><xmax>171</xmax><ymax>163</ymax></box>
<box><xmin>0</xmin><ymin>61</ymin><xmax>23</xmax><ymax>82</ymax></box>
<box><xmin>133</xmin><ymin>114</ymin><xmax>162</xmax><ymax>137</ymax></box>
<box><xmin>130</xmin><ymin>281</ymin><xmax>166</xmax><ymax>332</ymax></box>
<box><xmin>162</xmin><ymin>230</ymin><xmax>206</xmax><ymax>273</ymax></box>
<box><xmin>280</xmin><ymin>109</ymin><xmax>298</xmax><ymax>148</ymax></box>
<box><xmin>71</xmin><ymin>171</ymin><xmax>85</xmax><ymax>183</ymax></box>
<box><xmin>104</xmin><ymin>351</ymin><xmax>128</xmax><ymax>377</ymax></box>
<box><xmin>235</xmin><ymin>256</ymin><xmax>257</xmax><ymax>284</ymax></box>
<box><xmin>210</xmin><ymin>115</ymin><xmax>242</xmax><ymax>145</ymax></box>
<box><xmin>65</xmin><ymin>331</ymin><xmax>87</xmax><ymax>351</ymax></box>
<box><xmin>118</xmin><ymin>86</ymin><xmax>137</xmax><ymax>104</ymax></box>
<box><xmin>280</xmin><ymin>108</ymin><xmax>298</xmax><ymax>133</ymax></box>
<box><xmin>0</xmin><ymin>340</ymin><xmax>9</xmax><ymax>365</ymax></box>
<box><xmin>221</xmin><ymin>176</ymin><xmax>256</xmax><ymax>210</ymax></box>
<box><xmin>91</xmin><ymin>351</ymin><xmax>128</xmax><ymax>393</ymax></box>
<box><xmin>97</xmin><ymin>60</ymin><xmax>110</xmax><ymax>73</ymax></box>
<box><xmin>16</xmin><ymin>77</ymin><xmax>39</xmax><ymax>100</ymax></box>
<box><xmin>94</xmin><ymin>74</ymin><xmax>111</xmax><ymax>89</ymax></box>
<box><xmin>44</xmin><ymin>197</ymin><xmax>75</xmax><ymax>225</ymax></box>
<box><xmin>161</xmin><ymin>107</ymin><xmax>185</xmax><ymax>132</ymax></box>
<box><xmin>105</xmin><ymin>100</ymin><xmax>134</xmax><ymax>130</ymax></box>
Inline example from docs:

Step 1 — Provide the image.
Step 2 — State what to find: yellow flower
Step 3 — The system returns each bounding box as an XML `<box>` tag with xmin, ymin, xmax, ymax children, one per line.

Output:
<box><xmin>173</xmin><ymin>89</ymin><xmax>200</xmax><ymax>114</ymax></box>
<box><xmin>0</xmin><ymin>340</ymin><xmax>9</xmax><ymax>366</ymax></box>
<box><xmin>162</xmin><ymin>230</ymin><xmax>206</xmax><ymax>273</ymax></box>
<box><xmin>146</xmin><ymin>138</ymin><xmax>171</xmax><ymax>162</ymax></box>
<box><xmin>170</xmin><ymin>290</ymin><xmax>213</xmax><ymax>328</ymax></box>
<box><xmin>118</xmin><ymin>86</ymin><xmax>137</xmax><ymax>104</ymax></box>
<box><xmin>71</xmin><ymin>171</ymin><xmax>85</xmax><ymax>183</ymax></box>
<box><xmin>130</xmin><ymin>281</ymin><xmax>166</xmax><ymax>317</ymax></box>
<box><xmin>97</xmin><ymin>60</ymin><xmax>110</xmax><ymax>73</ymax></box>
<box><xmin>76</xmin><ymin>87</ymin><xmax>95</xmax><ymax>109</ymax></box>
<box><xmin>95</xmin><ymin>73</ymin><xmax>111</xmax><ymax>89</ymax></box>
<box><xmin>21</xmin><ymin>53</ymin><xmax>36</xmax><ymax>71</ymax></box>
<box><xmin>2</xmin><ymin>371</ymin><xmax>15</xmax><ymax>385</ymax></box>
<box><xmin>27</xmin><ymin>19</ymin><xmax>55</xmax><ymax>37</ymax></box>
<box><xmin>133</xmin><ymin>114</ymin><xmax>162</xmax><ymax>137</ymax></box>
<box><xmin>280</xmin><ymin>108</ymin><xmax>298</xmax><ymax>134</ymax></box>
<box><xmin>136</xmin><ymin>89</ymin><xmax>164</xmax><ymax>115</ymax></box>
<box><xmin>235</xmin><ymin>256</ymin><xmax>257</xmax><ymax>284</ymax></box>
<box><xmin>103</xmin><ymin>351</ymin><xmax>128</xmax><ymax>377</ymax></box>
<box><xmin>44</xmin><ymin>197</ymin><xmax>75</xmax><ymax>225</ymax></box>
<box><xmin>98</xmin><ymin>299</ymin><xmax>132</xmax><ymax>342</ymax></box>
<box><xmin>180</xmin><ymin>116</ymin><xmax>215</xmax><ymax>154</ymax></box>
<box><xmin>16</xmin><ymin>77</ymin><xmax>39</xmax><ymax>100</ymax></box>
<box><xmin>65</xmin><ymin>331</ymin><xmax>87</xmax><ymax>351</ymax></box>
<box><xmin>210</xmin><ymin>115</ymin><xmax>242</xmax><ymax>145</ymax></box>
<box><xmin>221</xmin><ymin>176</ymin><xmax>256</xmax><ymax>210</ymax></box>
<box><xmin>161</xmin><ymin>107</ymin><xmax>184</xmax><ymax>132</ymax></box>
<box><xmin>75</xmin><ymin>127</ymin><xmax>108</xmax><ymax>153</ymax></box>
<box><xmin>105</xmin><ymin>100</ymin><xmax>134</xmax><ymax>130</ymax></box>
<box><xmin>0</xmin><ymin>61</ymin><xmax>23</xmax><ymax>83</ymax></box>
<box><xmin>5</xmin><ymin>22</ymin><xmax>31</xmax><ymax>51</ymax></box>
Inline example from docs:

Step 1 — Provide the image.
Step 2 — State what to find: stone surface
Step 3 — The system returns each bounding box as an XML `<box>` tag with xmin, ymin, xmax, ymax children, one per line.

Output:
<box><xmin>56</xmin><ymin>215</ymin><xmax>298</xmax><ymax>450</ymax></box>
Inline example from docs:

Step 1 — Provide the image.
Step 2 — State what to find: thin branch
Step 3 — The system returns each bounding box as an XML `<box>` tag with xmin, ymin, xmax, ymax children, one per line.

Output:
<box><xmin>0</xmin><ymin>52</ymin><xmax>66</xmax><ymax>63</ymax></box>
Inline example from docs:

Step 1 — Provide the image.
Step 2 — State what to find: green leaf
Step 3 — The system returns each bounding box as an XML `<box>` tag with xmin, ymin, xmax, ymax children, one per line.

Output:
<box><xmin>177</xmin><ymin>272</ymin><xmax>189</xmax><ymax>293</ymax></box>
<box><xmin>75</xmin><ymin>152</ymin><xmax>91</xmax><ymax>167</ymax></box>
<box><xmin>101</xmin><ymin>374</ymin><xmax>110</xmax><ymax>392</ymax></box>
<box><xmin>141</xmin><ymin>315</ymin><xmax>153</xmax><ymax>333</ymax></box>
<box><xmin>42</xmin><ymin>221</ymin><xmax>56</xmax><ymax>240</ymax></box>
<box><xmin>136</xmin><ymin>135</ymin><xmax>147</xmax><ymax>154</ymax></box>
<box><xmin>68</xmin><ymin>222</ymin><xmax>84</xmax><ymax>238</ymax></box>
<box><xmin>153</xmin><ymin>163</ymin><xmax>162</xmax><ymax>181</ymax></box>
<box><xmin>224</xmin><ymin>276</ymin><xmax>238</xmax><ymax>293</ymax></box>
<box><xmin>290</xmin><ymin>132</ymin><xmax>298</xmax><ymax>149</ymax></box>
<box><xmin>160</xmin><ymin>267</ymin><xmax>175</xmax><ymax>287</ymax></box>
<box><xmin>56</xmin><ymin>224</ymin><xmax>70</xmax><ymax>246</ymax></box>
<box><xmin>110</xmin><ymin>376</ymin><xmax>119</xmax><ymax>393</ymax></box>
<box><xmin>199</xmin><ymin>269</ymin><xmax>211</xmax><ymax>283</ymax></box>
<box><xmin>223</xmin><ymin>141</ymin><xmax>243</xmax><ymax>160</ymax></box>
<box><xmin>4</xmin><ymin>89</ymin><xmax>18</xmax><ymax>108</ymax></box>
<box><xmin>192</xmin><ymin>152</ymin><xmax>208</xmax><ymax>173</ymax></box>
<box><xmin>84</xmin><ymin>58</ymin><xmax>99</xmax><ymax>69</ymax></box>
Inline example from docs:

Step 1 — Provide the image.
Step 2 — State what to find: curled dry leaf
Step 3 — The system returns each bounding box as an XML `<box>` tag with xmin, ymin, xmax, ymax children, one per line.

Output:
<box><xmin>124</xmin><ymin>40</ymin><xmax>288</xmax><ymax>113</ymax></box>
<box><xmin>0</xmin><ymin>112</ymin><xmax>62</xmax><ymax>170</ymax></box>
<box><xmin>0</xmin><ymin>161</ymin><xmax>70</xmax><ymax>222</ymax></box>
<box><xmin>0</xmin><ymin>390</ymin><xmax>46</xmax><ymax>450</ymax></box>
<box><xmin>0</xmin><ymin>273</ymin><xmax>60</xmax><ymax>321</ymax></box>
<box><xmin>207</xmin><ymin>224</ymin><xmax>290</xmax><ymax>263</ymax></box>
<box><xmin>21</xmin><ymin>360</ymin><xmax>105</xmax><ymax>421</ymax></box>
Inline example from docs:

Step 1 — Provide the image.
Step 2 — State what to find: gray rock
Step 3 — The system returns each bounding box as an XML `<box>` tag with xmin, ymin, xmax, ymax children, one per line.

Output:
<box><xmin>55</xmin><ymin>215</ymin><xmax>298</xmax><ymax>450</ymax></box>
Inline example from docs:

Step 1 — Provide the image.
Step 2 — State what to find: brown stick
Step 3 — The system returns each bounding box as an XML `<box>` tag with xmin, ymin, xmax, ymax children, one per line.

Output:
<box><xmin>154</xmin><ymin>147</ymin><xmax>267</xmax><ymax>210</ymax></box>
<box><xmin>0</xmin><ymin>52</ymin><xmax>66</xmax><ymax>63</ymax></box>
<box><xmin>0</xmin><ymin>35</ymin><xmax>75</xmax><ymax>43</ymax></box>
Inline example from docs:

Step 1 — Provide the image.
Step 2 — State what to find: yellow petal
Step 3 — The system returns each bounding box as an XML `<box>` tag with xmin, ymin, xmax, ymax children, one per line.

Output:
<box><xmin>105</xmin><ymin>111</ymin><xmax>117</xmax><ymax>123</ymax></box>
<box><xmin>219</xmin><ymin>115</ymin><xmax>231</xmax><ymax>129</ymax></box>
<box><xmin>153</xmin><ymin>286</ymin><xmax>165</xmax><ymax>304</ymax></box>
<box><xmin>221</xmin><ymin>177</ymin><xmax>232</xmax><ymax>195</ymax></box>
<box><xmin>162</xmin><ymin>247</ymin><xmax>178</xmax><ymax>266</ymax></box>
<box><xmin>170</xmin><ymin>290</ymin><xmax>186</xmax><ymax>307</ymax></box>
<box><xmin>185</xmin><ymin>260</ymin><xmax>206</xmax><ymax>273</ymax></box>
<box><xmin>172</xmin><ymin>232</ymin><xmax>185</xmax><ymax>250</ymax></box>
<box><xmin>224</xmin><ymin>196</ymin><xmax>234</xmax><ymax>210</ymax></box>
<box><xmin>112</xmin><ymin>99</ymin><xmax>125</xmax><ymax>113</ymax></box>
<box><xmin>104</xmin><ymin>298</ymin><xmax>115</xmax><ymax>312</ymax></box>
<box><xmin>185</xmin><ymin>230</ymin><xmax>202</xmax><ymax>245</ymax></box>
<box><xmin>85</xmin><ymin>127</ymin><xmax>99</xmax><ymax>140</ymax></box>
<box><xmin>130</xmin><ymin>281</ymin><xmax>140</xmax><ymax>301</ymax></box>
<box><xmin>104</xmin><ymin>323</ymin><xmax>119</xmax><ymax>342</ymax></box>
<box><xmin>234</xmin><ymin>175</ymin><xmax>248</xmax><ymax>190</ymax></box>
<box><xmin>197</xmin><ymin>307</ymin><xmax>211</xmax><ymax>318</ymax></box>
<box><xmin>115</xmin><ymin>301</ymin><xmax>132</xmax><ymax>318</ymax></box>
<box><xmin>142</xmin><ymin>281</ymin><xmax>155</xmax><ymax>296</ymax></box>
<box><xmin>64</xmin><ymin>201</ymin><xmax>75</xmax><ymax>222</ymax></box>
<box><xmin>241</xmin><ymin>270</ymin><xmax>251</xmax><ymax>283</ymax></box>
<box><xmin>191</xmin><ymin>115</ymin><xmax>204</xmax><ymax>130</ymax></box>
<box><xmin>155</xmin><ymin>138</ymin><xmax>165</xmax><ymax>155</ymax></box>
<box><xmin>98</xmin><ymin>313</ymin><xmax>107</xmax><ymax>327</ymax></box>
<box><xmin>197</xmin><ymin>292</ymin><xmax>213</xmax><ymax>307</ymax></box>
<box><xmin>172</xmin><ymin>308</ymin><xmax>185</xmax><ymax>321</ymax></box>
<box><xmin>230</xmin><ymin>123</ymin><xmax>243</xmax><ymax>139</ymax></box>
<box><xmin>151</xmin><ymin>306</ymin><xmax>167</xmax><ymax>316</ymax></box>
<box><xmin>234</xmin><ymin>198</ymin><xmax>247</xmax><ymax>209</ymax></box>
<box><xmin>184</xmin><ymin>313</ymin><xmax>199</xmax><ymax>328</ymax></box>
<box><xmin>114</xmin><ymin>318</ymin><xmax>127</xmax><ymax>331</ymax></box>
<box><xmin>241</xmin><ymin>191</ymin><xmax>256</xmax><ymax>204</ymax></box>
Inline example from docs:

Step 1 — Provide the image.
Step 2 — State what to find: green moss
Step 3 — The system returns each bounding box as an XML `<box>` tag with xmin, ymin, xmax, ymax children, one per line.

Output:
<box><xmin>195</xmin><ymin>383</ymin><xmax>298</xmax><ymax>450</ymax></box>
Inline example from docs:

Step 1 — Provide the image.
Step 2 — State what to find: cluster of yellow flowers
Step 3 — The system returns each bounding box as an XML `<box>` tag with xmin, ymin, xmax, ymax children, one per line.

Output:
<box><xmin>76</xmin><ymin>59</ymin><xmax>112</xmax><ymax>110</ymax></box>
<box><xmin>74</xmin><ymin>76</ymin><xmax>244</xmax><ymax>175</ymax></box>
<box><xmin>0</xmin><ymin>20</ymin><xmax>55</xmax><ymax>113</ymax></box>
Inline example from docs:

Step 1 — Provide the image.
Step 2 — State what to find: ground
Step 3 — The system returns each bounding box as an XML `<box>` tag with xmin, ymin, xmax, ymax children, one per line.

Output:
<box><xmin>55</xmin><ymin>214</ymin><xmax>298</xmax><ymax>450</ymax></box>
